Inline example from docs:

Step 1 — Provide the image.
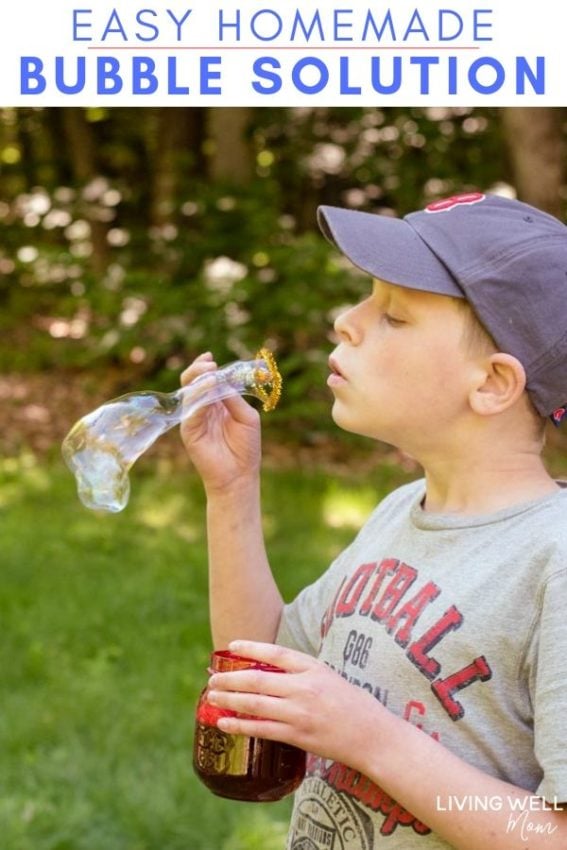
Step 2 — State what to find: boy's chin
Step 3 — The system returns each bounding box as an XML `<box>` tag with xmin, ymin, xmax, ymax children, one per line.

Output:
<box><xmin>331</xmin><ymin>403</ymin><xmax>399</xmax><ymax>446</ymax></box>
<box><xmin>330</xmin><ymin>402</ymin><xmax>355</xmax><ymax>432</ymax></box>
<box><xmin>331</xmin><ymin>405</ymin><xmax>375</xmax><ymax>440</ymax></box>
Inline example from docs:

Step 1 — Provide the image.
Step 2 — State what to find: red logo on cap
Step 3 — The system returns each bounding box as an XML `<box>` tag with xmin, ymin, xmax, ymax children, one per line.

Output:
<box><xmin>425</xmin><ymin>193</ymin><xmax>485</xmax><ymax>213</ymax></box>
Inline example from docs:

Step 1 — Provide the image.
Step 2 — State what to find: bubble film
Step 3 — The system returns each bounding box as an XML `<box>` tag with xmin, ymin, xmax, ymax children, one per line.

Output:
<box><xmin>62</xmin><ymin>349</ymin><xmax>282</xmax><ymax>513</ymax></box>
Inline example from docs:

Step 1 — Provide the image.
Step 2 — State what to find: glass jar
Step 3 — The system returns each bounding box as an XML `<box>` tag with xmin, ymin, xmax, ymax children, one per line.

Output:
<box><xmin>193</xmin><ymin>650</ymin><xmax>306</xmax><ymax>802</ymax></box>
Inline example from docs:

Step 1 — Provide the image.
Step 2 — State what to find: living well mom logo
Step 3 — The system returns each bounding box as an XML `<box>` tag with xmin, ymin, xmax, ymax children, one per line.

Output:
<box><xmin>436</xmin><ymin>795</ymin><xmax>561</xmax><ymax>841</ymax></box>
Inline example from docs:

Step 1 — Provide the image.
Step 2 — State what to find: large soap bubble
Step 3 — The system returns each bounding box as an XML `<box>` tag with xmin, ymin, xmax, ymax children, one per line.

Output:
<box><xmin>62</xmin><ymin>349</ymin><xmax>282</xmax><ymax>513</ymax></box>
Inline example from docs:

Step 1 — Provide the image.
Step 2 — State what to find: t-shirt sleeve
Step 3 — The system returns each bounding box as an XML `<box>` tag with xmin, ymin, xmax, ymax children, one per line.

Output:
<box><xmin>276</xmin><ymin>538</ymin><xmax>360</xmax><ymax>656</ymax></box>
<box><xmin>533</xmin><ymin>567</ymin><xmax>567</xmax><ymax>802</ymax></box>
<box><xmin>276</xmin><ymin>481</ymin><xmax>424</xmax><ymax>658</ymax></box>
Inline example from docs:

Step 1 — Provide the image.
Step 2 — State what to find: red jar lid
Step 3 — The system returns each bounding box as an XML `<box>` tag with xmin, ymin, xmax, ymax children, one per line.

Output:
<box><xmin>209</xmin><ymin>649</ymin><xmax>285</xmax><ymax>675</ymax></box>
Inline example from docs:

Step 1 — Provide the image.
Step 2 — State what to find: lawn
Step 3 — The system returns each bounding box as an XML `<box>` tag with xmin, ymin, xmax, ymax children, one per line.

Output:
<box><xmin>0</xmin><ymin>450</ymin><xmax>413</xmax><ymax>850</ymax></box>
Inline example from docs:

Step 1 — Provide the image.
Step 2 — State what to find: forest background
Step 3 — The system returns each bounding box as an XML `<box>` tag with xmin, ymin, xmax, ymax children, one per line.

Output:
<box><xmin>1</xmin><ymin>106</ymin><xmax>566</xmax><ymax>459</ymax></box>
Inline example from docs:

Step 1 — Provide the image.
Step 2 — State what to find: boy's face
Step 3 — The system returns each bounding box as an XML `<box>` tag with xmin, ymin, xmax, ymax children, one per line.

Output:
<box><xmin>328</xmin><ymin>278</ymin><xmax>478</xmax><ymax>450</ymax></box>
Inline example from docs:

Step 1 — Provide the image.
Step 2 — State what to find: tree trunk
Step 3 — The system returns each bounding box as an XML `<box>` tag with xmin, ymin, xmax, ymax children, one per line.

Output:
<box><xmin>146</xmin><ymin>108</ymin><xmax>206</xmax><ymax>229</ymax></box>
<box><xmin>206</xmin><ymin>108</ymin><xmax>255</xmax><ymax>184</ymax></box>
<box><xmin>501</xmin><ymin>108</ymin><xmax>565</xmax><ymax>218</ymax></box>
<box><xmin>60</xmin><ymin>108</ymin><xmax>111</xmax><ymax>276</ymax></box>
<box><xmin>150</xmin><ymin>108</ymin><xmax>186</xmax><ymax>228</ymax></box>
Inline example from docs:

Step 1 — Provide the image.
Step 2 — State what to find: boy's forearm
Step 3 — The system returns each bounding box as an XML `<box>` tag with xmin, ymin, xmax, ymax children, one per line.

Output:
<box><xmin>206</xmin><ymin>479</ymin><xmax>283</xmax><ymax>649</ymax></box>
<box><xmin>360</xmin><ymin>707</ymin><xmax>566</xmax><ymax>850</ymax></box>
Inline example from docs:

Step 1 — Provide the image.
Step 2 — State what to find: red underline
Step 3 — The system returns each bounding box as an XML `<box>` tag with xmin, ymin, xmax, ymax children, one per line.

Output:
<box><xmin>86</xmin><ymin>45</ymin><xmax>481</xmax><ymax>51</ymax></box>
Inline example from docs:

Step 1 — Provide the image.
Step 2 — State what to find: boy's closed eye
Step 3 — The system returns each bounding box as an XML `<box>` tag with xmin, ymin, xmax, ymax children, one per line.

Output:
<box><xmin>383</xmin><ymin>313</ymin><xmax>407</xmax><ymax>327</ymax></box>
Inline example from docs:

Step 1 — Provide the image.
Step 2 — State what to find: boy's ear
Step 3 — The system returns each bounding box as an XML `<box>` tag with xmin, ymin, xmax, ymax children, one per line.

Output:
<box><xmin>468</xmin><ymin>353</ymin><xmax>527</xmax><ymax>417</ymax></box>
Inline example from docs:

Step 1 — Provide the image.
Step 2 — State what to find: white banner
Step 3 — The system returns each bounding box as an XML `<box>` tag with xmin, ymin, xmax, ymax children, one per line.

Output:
<box><xmin>0</xmin><ymin>0</ymin><xmax>563</xmax><ymax>105</ymax></box>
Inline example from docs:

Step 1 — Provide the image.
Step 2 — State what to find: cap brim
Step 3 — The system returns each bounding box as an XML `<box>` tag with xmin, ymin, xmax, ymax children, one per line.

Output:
<box><xmin>318</xmin><ymin>205</ymin><xmax>464</xmax><ymax>298</ymax></box>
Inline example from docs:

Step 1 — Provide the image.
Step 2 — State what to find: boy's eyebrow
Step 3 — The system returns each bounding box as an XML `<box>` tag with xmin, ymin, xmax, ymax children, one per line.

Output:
<box><xmin>372</xmin><ymin>278</ymin><xmax>414</xmax><ymax>311</ymax></box>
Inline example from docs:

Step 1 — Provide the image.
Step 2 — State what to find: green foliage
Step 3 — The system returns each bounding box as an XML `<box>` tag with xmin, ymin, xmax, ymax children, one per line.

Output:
<box><xmin>0</xmin><ymin>106</ymin><xmax>514</xmax><ymax>437</ymax></box>
<box><xmin>0</xmin><ymin>453</ymin><xmax>415</xmax><ymax>850</ymax></box>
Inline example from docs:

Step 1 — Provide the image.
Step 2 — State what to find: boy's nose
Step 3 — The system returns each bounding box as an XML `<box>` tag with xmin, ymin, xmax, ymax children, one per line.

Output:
<box><xmin>334</xmin><ymin>303</ymin><xmax>362</xmax><ymax>344</ymax></box>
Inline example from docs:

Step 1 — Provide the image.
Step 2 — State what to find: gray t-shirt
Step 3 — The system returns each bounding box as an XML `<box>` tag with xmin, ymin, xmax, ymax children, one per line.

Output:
<box><xmin>277</xmin><ymin>480</ymin><xmax>567</xmax><ymax>849</ymax></box>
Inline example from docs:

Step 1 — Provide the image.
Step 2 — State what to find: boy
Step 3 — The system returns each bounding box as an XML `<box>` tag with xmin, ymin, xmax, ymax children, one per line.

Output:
<box><xmin>180</xmin><ymin>192</ymin><xmax>567</xmax><ymax>849</ymax></box>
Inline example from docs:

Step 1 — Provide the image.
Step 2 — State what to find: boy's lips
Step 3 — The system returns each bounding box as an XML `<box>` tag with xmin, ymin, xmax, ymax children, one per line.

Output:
<box><xmin>328</xmin><ymin>356</ymin><xmax>347</xmax><ymax>386</ymax></box>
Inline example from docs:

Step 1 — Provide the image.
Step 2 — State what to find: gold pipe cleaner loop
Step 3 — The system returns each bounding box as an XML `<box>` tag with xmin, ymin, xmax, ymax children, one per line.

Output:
<box><xmin>254</xmin><ymin>348</ymin><xmax>283</xmax><ymax>412</ymax></box>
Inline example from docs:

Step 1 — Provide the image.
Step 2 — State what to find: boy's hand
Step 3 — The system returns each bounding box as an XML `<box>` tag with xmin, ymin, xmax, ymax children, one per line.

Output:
<box><xmin>179</xmin><ymin>353</ymin><xmax>262</xmax><ymax>494</ymax></box>
<box><xmin>205</xmin><ymin>640</ymin><xmax>381</xmax><ymax>770</ymax></box>
<box><xmin>206</xmin><ymin>642</ymin><xmax>567</xmax><ymax>850</ymax></box>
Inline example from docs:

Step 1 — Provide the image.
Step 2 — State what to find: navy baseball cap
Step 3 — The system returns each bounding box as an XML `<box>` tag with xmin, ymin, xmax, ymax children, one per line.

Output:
<box><xmin>318</xmin><ymin>192</ymin><xmax>567</xmax><ymax>424</ymax></box>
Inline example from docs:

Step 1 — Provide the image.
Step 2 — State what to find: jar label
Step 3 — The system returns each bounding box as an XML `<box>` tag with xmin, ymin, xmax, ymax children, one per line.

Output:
<box><xmin>194</xmin><ymin>722</ymin><xmax>251</xmax><ymax>776</ymax></box>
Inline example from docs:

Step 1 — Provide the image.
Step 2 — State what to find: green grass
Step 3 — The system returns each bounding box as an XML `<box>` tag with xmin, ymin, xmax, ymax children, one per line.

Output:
<box><xmin>0</xmin><ymin>452</ymin><xmax>412</xmax><ymax>850</ymax></box>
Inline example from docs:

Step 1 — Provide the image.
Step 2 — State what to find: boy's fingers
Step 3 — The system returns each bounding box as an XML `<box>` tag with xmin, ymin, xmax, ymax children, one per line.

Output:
<box><xmin>227</xmin><ymin>641</ymin><xmax>315</xmax><ymax>674</ymax></box>
<box><xmin>208</xmin><ymin>669</ymin><xmax>290</xmax><ymax>696</ymax></box>
<box><xmin>217</xmin><ymin>716</ymin><xmax>291</xmax><ymax>743</ymax></box>
<box><xmin>180</xmin><ymin>353</ymin><xmax>216</xmax><ymax>387</ymax></box>
<box><xmin>222</xmin><ymin>394</ymin><xmax>261</xmax><ymax>426</ymax></box>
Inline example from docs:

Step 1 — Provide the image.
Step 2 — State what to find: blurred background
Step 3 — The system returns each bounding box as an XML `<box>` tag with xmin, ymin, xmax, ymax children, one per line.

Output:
<box><xmin>1</xmin><ymin>106</ymin><xmax>567</xmax><ymax>850</ymax></box>
<box><xmin>1</xmin><ymin>105</ymin><xmax>567</xmax><ymax>457</ymax></box>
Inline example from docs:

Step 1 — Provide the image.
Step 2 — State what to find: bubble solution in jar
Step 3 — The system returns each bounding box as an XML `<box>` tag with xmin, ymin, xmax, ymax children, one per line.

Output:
<box><xmin>193</xmin><ymin>651</ymin><xmax>306</xmax><ymax>802</ymax></box>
